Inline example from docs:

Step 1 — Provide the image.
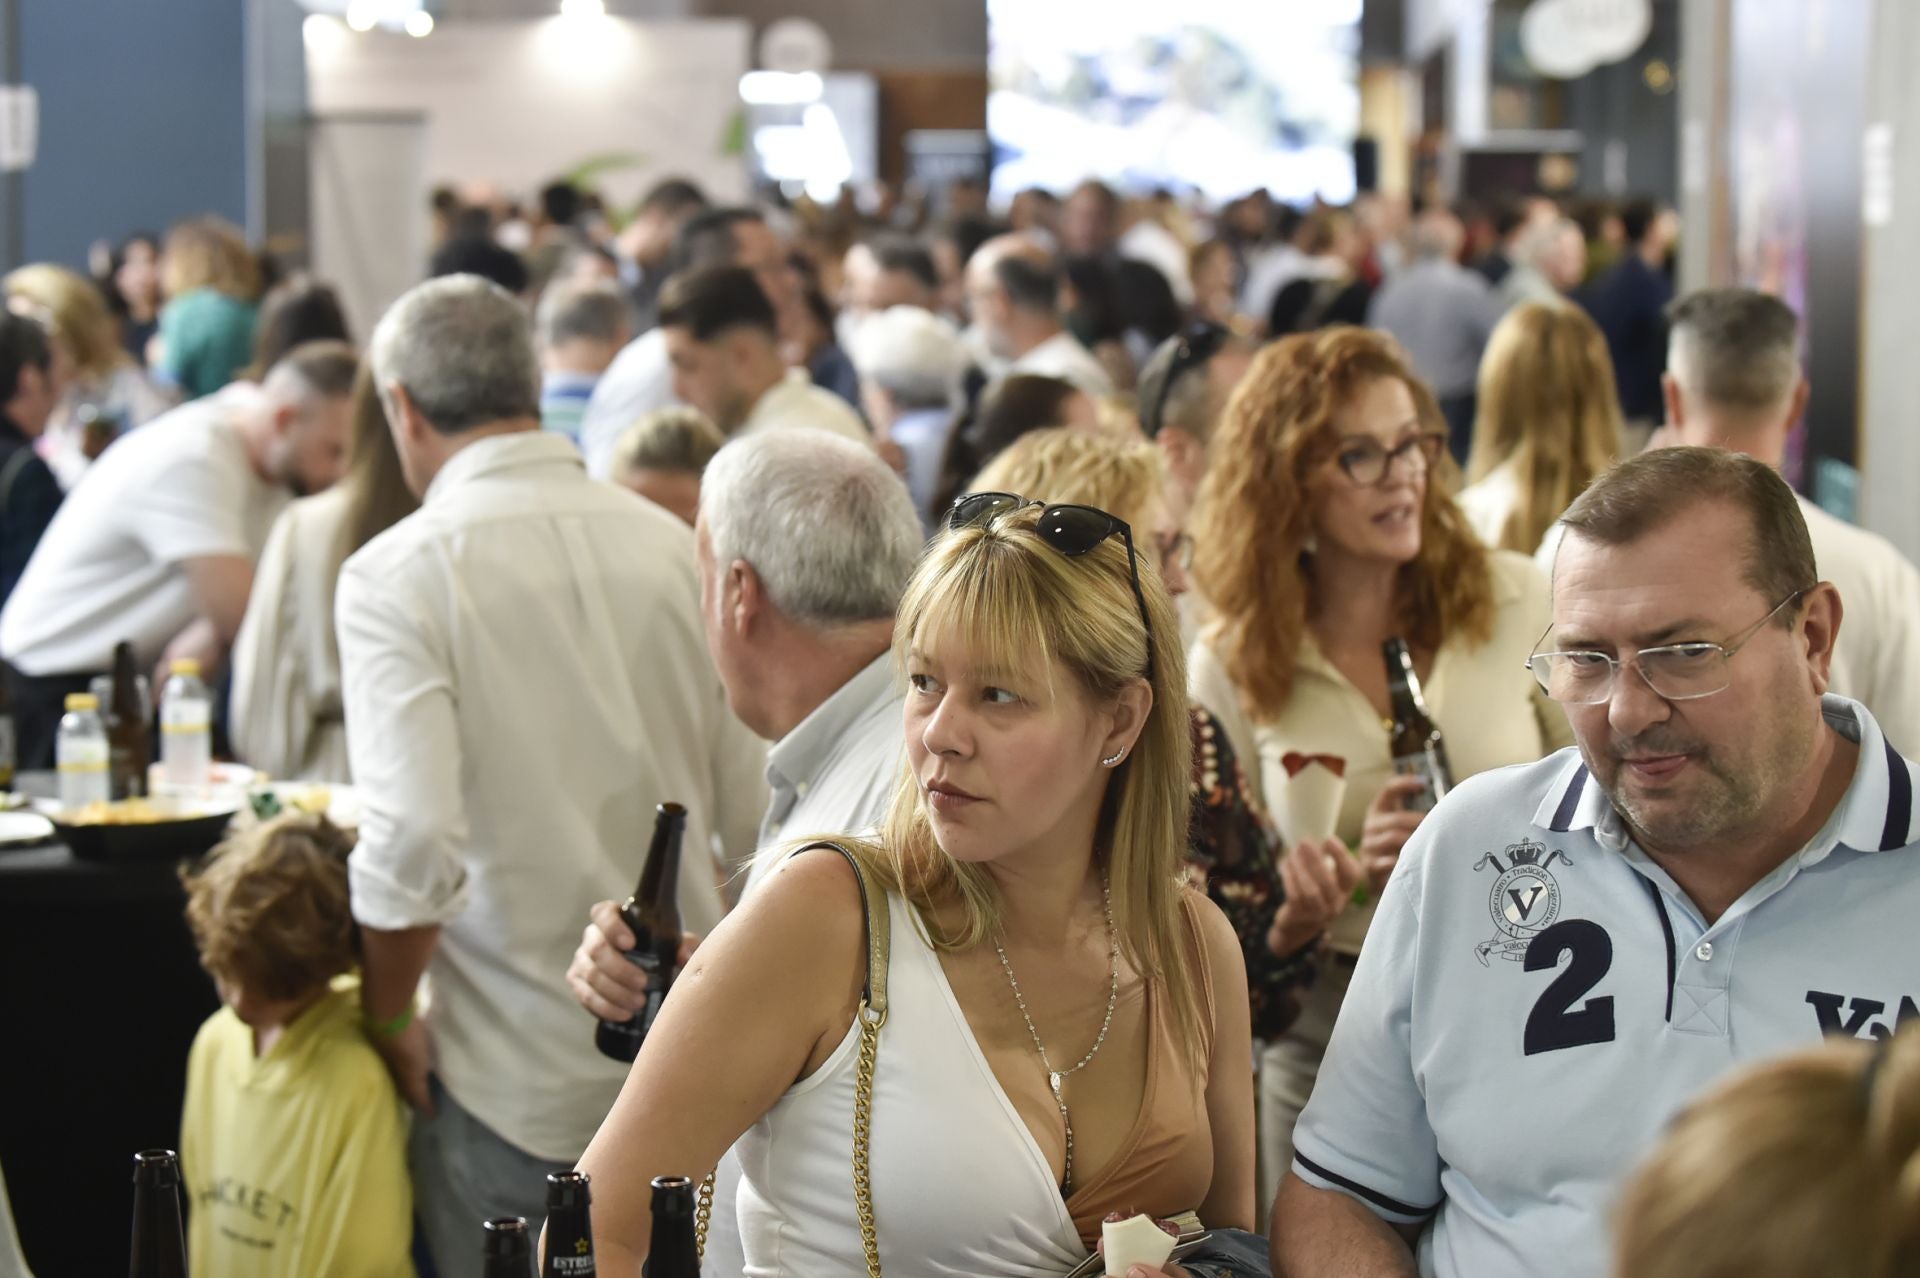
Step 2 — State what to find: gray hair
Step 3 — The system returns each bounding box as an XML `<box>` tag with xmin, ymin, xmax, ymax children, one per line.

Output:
<box><xmin>849</xmin><ymin>305</ymin><xmax>965</xmax><ymax>410</ymax></box>
<box><xmin>370</xmin><ymin>274</ymin><xmax>540</xmax><ymax>434</ymax></box>
<box><xmin>1666</xmin><ymin>288</ymin><xmax>1801</xmax><ymax>415</ymax></box>
<box><xmin>699</xmin><ymin>430</ymin><xmax>923</xmax><ymax>626</ymax></box>
<box><xmin>535</xmin><ymin>281</ymin><xmax>632</xmax><ymax>350</ymax></box>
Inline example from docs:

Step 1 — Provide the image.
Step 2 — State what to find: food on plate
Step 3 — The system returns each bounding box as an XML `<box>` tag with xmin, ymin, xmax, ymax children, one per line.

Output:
<box><xmin>59</xmin><ymin>797</ymin><xmax>228</xmax><ymax>826</ymax></box>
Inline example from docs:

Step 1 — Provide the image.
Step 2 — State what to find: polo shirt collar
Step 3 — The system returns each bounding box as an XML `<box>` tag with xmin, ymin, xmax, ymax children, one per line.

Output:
<box><xmin>766</xmin><ymin>651</ymin><xmax>897</xmax><ymax>799</ymax></box>
<box><xmin>1531</xmin><ymin>695</ymin><xmax>1917</xmax><ymax>857</ymax></box>
<box><xmin>425</xmin><ymin>430</ymin><xmax>582</xmax><ymax>504</ymax></box>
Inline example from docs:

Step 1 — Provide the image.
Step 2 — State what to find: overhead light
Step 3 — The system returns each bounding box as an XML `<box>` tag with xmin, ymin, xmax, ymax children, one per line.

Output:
<box><xmin>344</xmin><ymin>0</ymin><xmax>379</xmax><ymax>31</ymax></box>
<box><xmin>739</xmin><ymin>70</ymin><xmax>823</xmax><ymax>106</ymax></box>
<box><xmin>560</xmin><ymin>0</ymin><xmax>606</xmax><ymax>16</ymax></box>
<box><xmin>302</xmin><ymin>12</ymin><xmax>349</xmax><ymax>50</ymax></box>
<box><xmin>404</xmin><ymin>9</ymin><xmax>434</xmax><ymax>36</ymax></box>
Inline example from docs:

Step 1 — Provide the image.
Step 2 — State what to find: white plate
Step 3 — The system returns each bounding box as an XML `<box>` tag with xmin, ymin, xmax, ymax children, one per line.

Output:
<box><xmin>0</xmin><ymin>810</ymin><xmax>55</xmax><ymax>845</ymax></box>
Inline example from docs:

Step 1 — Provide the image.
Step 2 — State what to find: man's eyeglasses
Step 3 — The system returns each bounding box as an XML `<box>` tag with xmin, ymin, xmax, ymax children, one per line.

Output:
<box><xmin>1334</xmin><ymin>432</ymin><xmax>1448</xmax><ymax>487</ymax></box>
<box><xmin>1142</xmin><ymin>323</ymin><xmax>1228</xmax><ymax>439</ymax></box>
<box><xmin>947</xmin><ymin>491</ymin><xmax>1155</xmax><ymax>679</ymax></box>
<box><xmin>1524</xmin><ymin>590</ymin><xmax>1808</xmax><ymax>705</ymax></box>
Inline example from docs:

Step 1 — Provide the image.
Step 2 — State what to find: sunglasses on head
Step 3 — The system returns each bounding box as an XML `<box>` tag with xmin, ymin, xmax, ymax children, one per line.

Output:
<box><xmin>1143</xmin><ymin>322</ymin><xmax>1229</xmax><ymax>439</ymax></box>
<box><xmin>946</xmin><ymin>491</ymin><xmax>1156</xmax><ymax>680</ymax></box>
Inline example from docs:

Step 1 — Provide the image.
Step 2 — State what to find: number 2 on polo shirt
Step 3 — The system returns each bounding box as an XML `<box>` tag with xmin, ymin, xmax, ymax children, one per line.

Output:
<box><xmin>1473</xmin><ymin>839</ymin><xmax>1618</xmax><ymax>1056</ymax></box>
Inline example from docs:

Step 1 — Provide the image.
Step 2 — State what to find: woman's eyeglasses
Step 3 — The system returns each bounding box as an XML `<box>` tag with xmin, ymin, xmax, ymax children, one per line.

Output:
<box><xmin>947</xmin><ymin>491</ymin><xmax>1156</xmax><ymax>679</ymax></box>
<box><xmin>1335</xmin><ymin>432</ymin><xmax>1447</xmax><ymax>487</ymax></box>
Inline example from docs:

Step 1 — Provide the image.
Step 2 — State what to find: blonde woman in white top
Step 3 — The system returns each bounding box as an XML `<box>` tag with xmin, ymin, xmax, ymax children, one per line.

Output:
<box><xmin>1187</xmin><ymin>326</ymin><xmax>1572</xmax><ymax>1202</ymax></box>
<box><xmin>576</xmin><ymin>499</ymin><xmax>1256</xmax><ymax>1275</ymax></box>
<box><xmin>230</xmin><ymin>367</ymin><xmax>416</xmax><ymax>781</ymax></box>
<box><xmin>1456</xmin><ymin>301</ymin><xmax>1622</xmax><ymax>554</ymax></box>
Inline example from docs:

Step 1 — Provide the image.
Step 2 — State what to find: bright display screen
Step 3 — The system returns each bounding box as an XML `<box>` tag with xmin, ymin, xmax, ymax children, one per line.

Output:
<box><xmin>987</xmin><ymin>0</ymin><xmax>1362</xmax><ymax>202</ymax></box>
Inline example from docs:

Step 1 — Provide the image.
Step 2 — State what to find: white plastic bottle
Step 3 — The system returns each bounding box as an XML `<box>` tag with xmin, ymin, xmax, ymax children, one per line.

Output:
<box><xmin>56</xmin><ymin>692</ymin><xmax>110</xmax><ymax>809</ymax></box>
<box><xmin>159</xmin><ymin>658</ymin><xmax>212</xmax><ymax>793</ymax></box>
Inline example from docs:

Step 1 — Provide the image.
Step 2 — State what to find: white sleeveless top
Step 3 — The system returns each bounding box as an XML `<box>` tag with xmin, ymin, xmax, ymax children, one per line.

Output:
<box><xmin>735</xmin><ymin>889</ymin><xmax>1093</xmax><ymax>1276</ymax></box>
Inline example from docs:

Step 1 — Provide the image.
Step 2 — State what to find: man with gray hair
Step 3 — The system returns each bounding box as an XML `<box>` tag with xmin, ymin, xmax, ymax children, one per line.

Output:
<box><xmin>338</xmin><ymin>274</ymin><xmax>765</xmax><ymax>1273</ymax></box>
<box><xmin>1497</xmin><ymin>216</ymin><xmax>1586</xmax><ymax>311</ymax></box>
<box><xmin>564</xmin><ymin>426</ymin><xmax>921</xmax><ymax>1273</ymax></box>
<box><xmin>1661</xmin><ymin>286</ymin><xmax>1920</xmax><ymax>749</ymax></box>
<box><xmin>1367</xmin><ymin>206</ymin><xmax>1500</xmax><ymax>459</ymax></box>
<box><xmin>535</xmin><ymin>279</ymin><xmax>632</xmax><ymax>446</ymax></box>
<box><xmin>849</xmin><ymin>304</ymin><xmax>966</xmax><ymax>523</ymax></box>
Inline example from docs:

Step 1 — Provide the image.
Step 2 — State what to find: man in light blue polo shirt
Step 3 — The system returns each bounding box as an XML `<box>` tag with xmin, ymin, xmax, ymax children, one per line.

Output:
<box><xmin>1271</xmin><ymin>446</ymin><xmax>1920</xmax><ymax>1278</ymax></box>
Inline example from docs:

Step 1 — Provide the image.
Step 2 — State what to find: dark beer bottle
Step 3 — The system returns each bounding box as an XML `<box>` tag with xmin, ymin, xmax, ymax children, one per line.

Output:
<box><xmin>129</xmin><ymin>1149</ymin><xmax>188</xmax><ymax>1278</ymax></box>
<box><xmin>482</xmin><ymin>1216</ymin><xmax>535</xmax><ymax>1278</ymax></box>
<box><xmin>108</xmin><ymin>640</ymin><xmax>150</xmax><ymax>800</ymax></box>
<box><xmin>542</xmin><ymin>1171</ymin><xmax>596</xmax><ymax>1278</ymax></box>
<box><xmin>643</xmin><ymin>1176</ymin><xmax>700</xmax><ymax>1278</ymax></box>
<box><xmin>0</xmin><ymin>663</ymin><xmax>15</xmax><ymax>792</ymax></box>
<box><xmin>1383</xmin><ymin>638</ymin><xmax>1453</xmax><ymax>812</ymax></box>
<box><xmin>594</xmin><ymin>802</ymin><xmax>687</xmax><ymax>1062</ymax></box>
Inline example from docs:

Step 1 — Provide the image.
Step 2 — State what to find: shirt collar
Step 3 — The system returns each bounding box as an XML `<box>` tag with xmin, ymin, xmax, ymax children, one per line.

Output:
<box><xmin>424</xmin><ymin>429</ymin><xmax>583</xmax><ymax>504</ymax></box>
<box><xmin>1532</xmin><ymin>695</ymin><xmax>1917</xmax><ymax>857</ymax></box>
<box><xmin>766</xmin><ymin>651</ymin><xmax>898</xmax><ymax>797</ymax></box>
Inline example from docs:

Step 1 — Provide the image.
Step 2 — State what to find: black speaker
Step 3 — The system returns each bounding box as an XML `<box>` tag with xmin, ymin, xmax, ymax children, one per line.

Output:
<box><xmin>1353</xmin><ymin>137</ymin><xmax>1380</xmax><ymax>193</ymax></box>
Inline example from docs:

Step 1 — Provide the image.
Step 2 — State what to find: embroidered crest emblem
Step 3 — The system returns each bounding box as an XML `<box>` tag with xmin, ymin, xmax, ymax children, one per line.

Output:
<box><xmin>1473</xmin><ymin>839</ymin><xmax>1572</xmax><ymax>965</ymax></box>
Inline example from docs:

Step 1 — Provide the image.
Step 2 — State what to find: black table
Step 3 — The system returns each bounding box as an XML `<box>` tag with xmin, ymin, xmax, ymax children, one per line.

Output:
<box><xmin>0</xmin><ymin>775</ymin><xmax>219</xmax><ymax>1275</ymax></box>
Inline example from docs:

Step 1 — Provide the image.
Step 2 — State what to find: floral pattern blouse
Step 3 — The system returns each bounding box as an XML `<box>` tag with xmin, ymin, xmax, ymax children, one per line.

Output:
<box><xmin>1187</xmin><ymin>704</ymin><xmax>1320</xmax><ymax>1040</ymax></box>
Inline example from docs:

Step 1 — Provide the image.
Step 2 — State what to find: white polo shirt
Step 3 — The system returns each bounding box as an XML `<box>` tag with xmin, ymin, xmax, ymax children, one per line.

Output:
<box><xmin>1290</xmin><ymin>695</ymin><xmax>1920</xmax><ymax>1278</ymax></box>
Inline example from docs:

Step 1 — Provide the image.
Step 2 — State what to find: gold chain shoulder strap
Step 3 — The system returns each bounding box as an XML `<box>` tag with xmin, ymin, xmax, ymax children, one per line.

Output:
<box><xmin>694</xmin><ymin>841</ymin><xmax>891</xmax><ymax>1277</ymax></box>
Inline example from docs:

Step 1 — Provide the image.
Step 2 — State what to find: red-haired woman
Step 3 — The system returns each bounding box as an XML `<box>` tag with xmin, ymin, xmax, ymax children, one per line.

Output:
<box><xmin>1187</xmin><ymin>326</ymin><xmax>1572</xmax><ymax>1206</ymax></box>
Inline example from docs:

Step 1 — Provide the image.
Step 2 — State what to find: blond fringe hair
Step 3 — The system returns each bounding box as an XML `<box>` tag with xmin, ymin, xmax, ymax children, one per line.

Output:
<box><xmin>162</xmin><ymin>216</ymin><xmax>261</xmax><ymax>302</ymax></box>
<box><xmin>5</xmin><ymin>264</ymin><xmax>126</xmax><ymax>380</ymax></box>
<box><xmin>1466</xmin><ymin>302</ymin><xmax>1623</xmax><ymax>554</ymax></box>
<box><xmin>812</xmin><ymin>502</ymin><xmax>1205</xmax><ymax>1065</ymax></box>
<box><xmin>970</xmin><ymin>426</ymin><xmax>1164</xmax><ymax>528</ymax></box>
<box><xmin>1614</xmin><ymin>1026</ymin><xmax>1920</xmax><ymax>1278</ymax></box>
<box><xmin>1190</xmin><ymin>327</ymin><xmax>1495</xmax><ymax>723</ymax></box>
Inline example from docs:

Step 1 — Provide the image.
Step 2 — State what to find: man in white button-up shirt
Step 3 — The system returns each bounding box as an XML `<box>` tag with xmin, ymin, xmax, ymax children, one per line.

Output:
<box><xmin>338</xmin><ymin>275</ymin><xmax>766</xmax><ymax>1275</ymax></box>
<box><xmin>565</xmin><ymin>427</ymin><xmax>923</xmax><ymax>1274</ymax></box>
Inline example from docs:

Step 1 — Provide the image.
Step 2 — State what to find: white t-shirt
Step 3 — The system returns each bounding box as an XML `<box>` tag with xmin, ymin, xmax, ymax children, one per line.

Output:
<box><xmin>0</xmin><ymin>387</ymin><xmax>288</xmax><ymax>675</ymax></box>
<box><xmin>578</xmin><ymin>327</ymin><xmax>673</xmax><ymax>480</ymax></box>
<box><xmin>1009</xmin><ymin>331</ymin><xmax>1115</xmax><ymax>399</ymax></box>
<box><xmin>739</xmin><ymin>368</ymin><xmax>871</xmax><ymax>445</ymax></box>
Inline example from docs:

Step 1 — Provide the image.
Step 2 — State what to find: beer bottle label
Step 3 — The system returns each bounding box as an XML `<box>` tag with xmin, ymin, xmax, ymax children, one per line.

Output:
<box><xmin>1392</xmin><ymin>748</ymin><xmax>1446</xmax><ymax>812</ymax></box>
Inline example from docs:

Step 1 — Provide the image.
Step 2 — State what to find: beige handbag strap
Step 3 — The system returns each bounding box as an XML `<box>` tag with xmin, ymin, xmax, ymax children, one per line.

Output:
<box><xmin>696</xmin><ymin>840</ymin><xmax>890</xmax><ymax>1276</ymax></box>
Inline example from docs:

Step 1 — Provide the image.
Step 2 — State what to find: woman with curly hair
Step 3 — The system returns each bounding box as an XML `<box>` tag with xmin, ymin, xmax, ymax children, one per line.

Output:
<box><xmin>1186</xmin><ymin>326</ymin><xmax>1571</xmax><ymax>1203</ymax></box>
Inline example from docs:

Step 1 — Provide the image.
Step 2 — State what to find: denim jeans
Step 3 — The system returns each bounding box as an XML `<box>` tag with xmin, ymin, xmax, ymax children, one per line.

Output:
<box><xmin>409</xmin><ymin>1074</ymin><xmax>578</xmax><ymax>1275</ymax></box>
<box><xmin>1180</xmin><ymin>1228</ymin><xmax>1272</xmax><ymax>1277</ymax></box>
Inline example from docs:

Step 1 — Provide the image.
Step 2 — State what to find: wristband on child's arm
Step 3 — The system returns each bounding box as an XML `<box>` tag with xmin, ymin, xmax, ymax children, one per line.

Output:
<box><xmin>365</xmin><ymin>1001</ymin><xmax>417</xmax><ymax>1040</ymax></box>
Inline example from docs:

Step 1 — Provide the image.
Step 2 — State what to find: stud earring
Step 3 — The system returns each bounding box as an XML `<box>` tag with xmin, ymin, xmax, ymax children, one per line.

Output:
<box><xmin>1102</xmin><ymin>749</ymin><xmax>1126</xmax><ymax>767</ymax></box>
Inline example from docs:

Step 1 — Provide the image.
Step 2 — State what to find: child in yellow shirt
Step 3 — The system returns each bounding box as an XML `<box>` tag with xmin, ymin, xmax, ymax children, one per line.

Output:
<box><xmin>178</xmin><ymin>814</ymin><xmax>416</xmax><ymax>1278</ymax></box>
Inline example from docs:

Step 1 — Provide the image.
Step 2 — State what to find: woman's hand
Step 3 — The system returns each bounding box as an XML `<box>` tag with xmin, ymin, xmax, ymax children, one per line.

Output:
<box><xmin>1269</xmin><ymin>835</ymin><xmax>1360</xmax><ymax>954</ymax></box>
<box><xmin>1358</xmin><ymin>775</ymin><xmax>1430</xmax><ymax>896</ymax></box>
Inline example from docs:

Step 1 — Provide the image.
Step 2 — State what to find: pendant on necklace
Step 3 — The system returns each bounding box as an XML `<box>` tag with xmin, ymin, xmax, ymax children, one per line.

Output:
<box><xmin>1048</xmin><ymin>1071</ymin><xmax>1065</xmax><ymax>1101</ymax></box>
